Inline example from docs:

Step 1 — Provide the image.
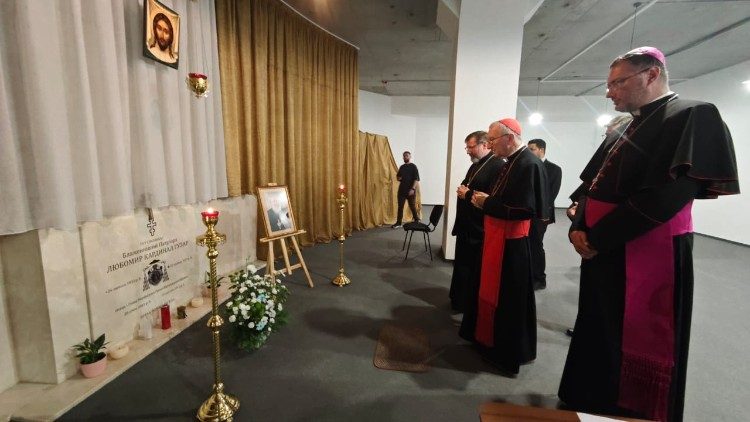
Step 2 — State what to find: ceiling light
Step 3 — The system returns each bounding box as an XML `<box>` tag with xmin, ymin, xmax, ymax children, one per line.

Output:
<box><xmin>743</xmin><ymin>80</ymin><xmax>750</xmax><ymax>91</ymax></box>
<box><xmin>597</xmin><ymin>114</ymin><xmax>613</xmax><ymax>127</ymax></box>
<box><xmin>529</xmin><ymin>113</ymin><xmax>543</xmax><ymax>126</ymax></box>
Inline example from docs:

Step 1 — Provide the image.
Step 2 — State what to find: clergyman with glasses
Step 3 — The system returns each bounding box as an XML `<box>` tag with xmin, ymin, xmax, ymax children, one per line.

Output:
<box><xmin>449</xmin><ymin>131</ymin><xmax>505</xmax><ymax>313</ymax></box>
<box><xmin>458</xmin><ymin>118</ymin><xmax>548</xmax><ymax>377</ymax></box>
<box><xmin>558</xmin><ymin>47</ymin><xmax>739</xmax><ymax>422</ymax></box>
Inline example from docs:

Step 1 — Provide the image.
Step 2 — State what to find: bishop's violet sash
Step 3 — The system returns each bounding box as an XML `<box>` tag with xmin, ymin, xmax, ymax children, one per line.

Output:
<box><xmin>585</xmin><ymin>198</ymin><xmax>693</xmax><ymax>422</ymax></box>
<box><xmin>475</xmin><ymin>216</ymin><xmax>530</xmax><ymax>347</ymax></box>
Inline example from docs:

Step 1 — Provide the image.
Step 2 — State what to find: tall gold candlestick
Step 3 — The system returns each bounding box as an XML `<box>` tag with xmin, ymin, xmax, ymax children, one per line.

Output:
<box><xmin>331</xmin><ymin>187</ymin><xmax>351</xmax><ymax>287</ymax></box>
<box><xmin>196</xmin><ymin>208</ymin><xmax>240</xmax><ymax>422</ymax></box>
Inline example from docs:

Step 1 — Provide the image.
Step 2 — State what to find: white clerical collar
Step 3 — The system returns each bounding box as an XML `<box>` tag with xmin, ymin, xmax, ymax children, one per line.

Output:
<box><xmin>631</xmin><ymin>91</ymin><xmax>675</xmax><ymax>116</ymax></box>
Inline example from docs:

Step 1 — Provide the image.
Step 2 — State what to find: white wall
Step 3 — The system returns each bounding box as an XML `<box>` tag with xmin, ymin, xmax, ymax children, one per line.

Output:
<box><xmin>517</xmin><ymin>59</ymin><xmax>750</xmax><ymax>244</ymax></box>
<box><xmin>358</xmin><ymin>91</ymin><xmax>451</xmax><ymax>204</ymax></box>
<box><xmin>359</xmin><ymin>91</ymin><xmax>417</xmax><ymax>165</ymax></box>
<box><xmin>517</xmin><ymin>95</ymin><xmax>616</xmax><ymax>207</ymax></box>
<box><xmin>675</xmin><ymin>60</ymin><xmax>749</xmax><ymax>244</ymax></box>
<box><xmin>414</xmin><ymin>116</ymin><xmax>450</xmax><ymax>203</ymax></box>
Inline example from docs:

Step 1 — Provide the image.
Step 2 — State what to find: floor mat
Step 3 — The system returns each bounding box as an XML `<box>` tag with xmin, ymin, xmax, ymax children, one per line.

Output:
<box><xmin>373</xmin><ymin>324</ymin><xmax>430</xmax><ymax>373</ymax></box>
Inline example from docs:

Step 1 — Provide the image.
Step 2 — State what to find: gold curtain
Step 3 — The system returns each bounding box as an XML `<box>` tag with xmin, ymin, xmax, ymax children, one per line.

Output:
<box><xmin>216</xmin><ymin>0</ymin><xmax>360</xmax><ymax>245</ymax></box>
<box><xmin>356</xmin><ymin>131</ymin><xmax>421</xmax><ymax>228</ymax></box>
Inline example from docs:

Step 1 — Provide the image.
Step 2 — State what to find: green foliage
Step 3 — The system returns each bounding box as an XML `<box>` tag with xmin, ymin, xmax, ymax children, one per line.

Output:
<box><xmin>204</xmin><ymin>270</ymin><xmax>226</xmax><ymax>288</ymax></box>
<box><xmin>72</xmin><ymin>333</ymin><xmax>108</xmax><ymax>364</ymax></box>
<box><xmin>222</xmin><ymin>265</ymin><xmax>289</xmax><ymax>352</ymax></box>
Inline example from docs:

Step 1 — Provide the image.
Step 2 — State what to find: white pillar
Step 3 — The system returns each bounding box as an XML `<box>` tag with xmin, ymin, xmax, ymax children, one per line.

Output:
<box><xmin>442</xmin><ymin>0</ymin><xmax>525</xmax><ymax>259</ymax></box>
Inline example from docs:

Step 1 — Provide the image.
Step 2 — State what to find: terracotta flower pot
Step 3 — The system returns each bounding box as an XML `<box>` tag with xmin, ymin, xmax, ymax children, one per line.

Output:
<box><xmin>80</xmin><ymin>356</ymin><xmax>107</xmax><ymax>378</ymax></box>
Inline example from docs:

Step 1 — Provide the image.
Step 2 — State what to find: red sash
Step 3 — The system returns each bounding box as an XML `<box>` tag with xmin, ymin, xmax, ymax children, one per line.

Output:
<box><xmin>475</xmin><ymin>216</ymin><xmax>530</xmax><ymax>347</ymax></box>
<box><xmin>585</xmin><ymin>198</ymin><xmax>693</xmax><ymax>422</ymax></box>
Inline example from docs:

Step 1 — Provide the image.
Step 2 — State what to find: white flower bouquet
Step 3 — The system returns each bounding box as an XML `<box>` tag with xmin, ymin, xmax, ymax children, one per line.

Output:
<box><xmin>223</xmin><ymin>265</ymin><xmax>289</xmax><ymax>351</ymax></box>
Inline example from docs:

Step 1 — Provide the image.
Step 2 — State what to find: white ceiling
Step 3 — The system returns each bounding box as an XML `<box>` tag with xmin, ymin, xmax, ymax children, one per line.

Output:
<box><xmin>282</xmin><ymin>0</ymin><xmax>750</xmax><ymax>97</ymax></box>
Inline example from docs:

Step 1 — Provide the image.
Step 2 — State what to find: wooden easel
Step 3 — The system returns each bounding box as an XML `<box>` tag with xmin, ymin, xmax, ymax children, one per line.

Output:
<box><xmin>260</xmin><ymin>230</ymin><xmax>314</xmax><ymax>288</ymax></box>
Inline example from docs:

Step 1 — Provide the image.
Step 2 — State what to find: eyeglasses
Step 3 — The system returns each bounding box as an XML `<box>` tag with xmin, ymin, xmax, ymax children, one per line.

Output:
<box><xmin>465</xmin><ymin>143</ymin><xmax>479</xmax><ymax>150</ymax></box>
<box><xmin>487</xmin><ymin>134</ymin><xmax>510</xmax><ymax>144</ymax></box>
<box><xmin>606</xmin><ymin>67</ymin><xmax>651</xmax><ymax>91</ymax></box>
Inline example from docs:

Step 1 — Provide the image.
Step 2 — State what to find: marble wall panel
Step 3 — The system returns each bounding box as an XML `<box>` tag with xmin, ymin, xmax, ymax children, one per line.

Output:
<box><xmin>0</xmin><ymin>231</ymin><xmax>56</xmax><ymax>383</ymax></box>
<box><xmin>38</xmin><ymin>229</ymin><xmax>91</xmax><ymax>382</ymax></box>
<box><xmin>0</xmin><ymin>195</ymin><xmax>258</xmax><ymax>389</ymax></box>
<box><xmin>0</xmin><ymin>256</ymin><xmax>18</xmax><ymax>391</ymax></box>
<box><xmin>80</xmin><ymin>208</ymin><xmax>200</xmax><ymax>346</ymax></box>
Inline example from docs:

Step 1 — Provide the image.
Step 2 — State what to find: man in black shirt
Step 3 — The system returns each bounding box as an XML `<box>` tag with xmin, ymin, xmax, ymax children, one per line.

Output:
<box><xmin>392</xmin><ymin>151</ymin><xmax>420</xmax><ymax>228</ymax></box>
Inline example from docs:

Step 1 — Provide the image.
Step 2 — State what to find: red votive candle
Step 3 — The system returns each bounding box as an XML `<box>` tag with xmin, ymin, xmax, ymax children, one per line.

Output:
<box><xmin>201</xmin><ymin>207</ymin><xmax>219</xmax><ymax>218</ymax></box>
<box><xmin>338</xmin><ymin>184</ymin><xmax>346</xmax><ymax>194</ymax></box>
<box><xmin>160</xmin><ymin>304</ymin><xmax>171</xmax><ymax>330</ymax></box>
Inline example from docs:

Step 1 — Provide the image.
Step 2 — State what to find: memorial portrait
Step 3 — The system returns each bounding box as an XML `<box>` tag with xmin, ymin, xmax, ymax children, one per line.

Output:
<box><xmin>143</xmin><ymin>0</ymin><xmax>180</xmax><ymax>69</ymax></box>
<box><xmin>258</xmin><ymin>186</ymin><xmax>297</xmax><ymax>237</ymax></box>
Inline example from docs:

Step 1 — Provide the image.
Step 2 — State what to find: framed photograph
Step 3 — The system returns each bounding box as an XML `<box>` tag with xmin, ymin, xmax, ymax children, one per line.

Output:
<box><xmin>143</xmin><ymin>0</ymin><xmax>180</xmax><ymax>69</ymax></box>
<box><xmin>258</xmin><ymin>186</ymin><xmax>297</xmax><ymax>237</ymax></box>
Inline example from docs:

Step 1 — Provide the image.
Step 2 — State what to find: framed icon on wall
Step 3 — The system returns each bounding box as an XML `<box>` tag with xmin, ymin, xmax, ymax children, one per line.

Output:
<box><xmin>143</xmin><ymin>0</ymin><xmax>180</xmax><ymax>69</ymax></box>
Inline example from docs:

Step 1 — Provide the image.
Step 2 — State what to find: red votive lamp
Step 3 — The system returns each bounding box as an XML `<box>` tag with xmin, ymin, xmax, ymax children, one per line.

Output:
<box><xmin>338</xmin><ymin>184</ymin><xmax>346</xmax><ymax>194</ymax></box>
<box><xmin>201</xmin><ymin>207</ymin><xmax>219</xmax><ymax>218</ymax></box>
<box><xmin>160</xmin><ymin>304</ymin><xmax>171</xmax><ymax>330</ymax></box>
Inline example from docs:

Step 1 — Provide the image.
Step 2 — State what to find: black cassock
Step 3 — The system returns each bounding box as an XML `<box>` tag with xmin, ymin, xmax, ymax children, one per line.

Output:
<box><xmin>459</xmin><ymin>147</ymin><xmax>548</xmax><ymax>374</ymax></box>
<box><xmin>449</xmin><ymin>153</ymin><xmax>505</xmax><ymax>311</ymax></box>
<box><xmin>559</xmin><ymin>94</ymin><xmax>739</xmax><ymax>422</ymax></box>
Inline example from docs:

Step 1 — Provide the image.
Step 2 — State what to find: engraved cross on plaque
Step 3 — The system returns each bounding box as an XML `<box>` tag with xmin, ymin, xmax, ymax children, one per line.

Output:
<box><xmin>146</xmin><ymin>208</ymin><xmax>157</xmax><ymax>236</ymax></box>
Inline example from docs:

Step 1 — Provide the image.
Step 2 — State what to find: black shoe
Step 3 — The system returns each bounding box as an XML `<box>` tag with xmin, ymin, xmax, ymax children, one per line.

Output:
<box><xmin>565</xmin><ymin>328</ymin><xmax>574</xmax><ymax>337</ymax></box>
<box><xmin>391</xmin><ymin>223</ymin><xmax>402</xmax><ymax>229</ymax></box>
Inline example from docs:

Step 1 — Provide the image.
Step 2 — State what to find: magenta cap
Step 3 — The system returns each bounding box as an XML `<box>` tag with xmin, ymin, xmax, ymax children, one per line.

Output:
<box><xmin>625</xmin><ymin>46</ymin><xmax>666</xmax><ymax>65</ymax></box>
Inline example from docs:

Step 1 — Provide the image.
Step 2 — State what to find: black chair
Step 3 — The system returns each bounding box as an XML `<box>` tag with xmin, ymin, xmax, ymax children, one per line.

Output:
<box><xmin>402</xmin><ymin>205</ymin><xmax>444</xmax><ymax>261</ymax></box>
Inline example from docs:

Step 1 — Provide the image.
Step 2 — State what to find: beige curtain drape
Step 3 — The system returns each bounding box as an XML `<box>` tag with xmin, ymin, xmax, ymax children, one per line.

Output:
<box><xmin>216</xmin><ymin>0</ymin><xmax>360</xmax><ymax>245</ymax></box>
<box><xmin>357</xmin><ymin>131</ymin><xmax>421</xmax><ymax>228</ymax></box>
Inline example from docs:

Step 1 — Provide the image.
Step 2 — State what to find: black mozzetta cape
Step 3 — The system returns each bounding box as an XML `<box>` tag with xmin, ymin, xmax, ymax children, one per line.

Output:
<box><xmin>571</xmin><ymin>94</ymin><xmax>739</xmax><ymax>251</ymax></box>
<box><xmin>452</xmin><ymin>153</ymin><xmax>506</xmax><ymax>239</ymax></box>
<box><xmin>483</xmin><ymin>147</ymin><xmax>549</xmax><ymax>221</ymax></box>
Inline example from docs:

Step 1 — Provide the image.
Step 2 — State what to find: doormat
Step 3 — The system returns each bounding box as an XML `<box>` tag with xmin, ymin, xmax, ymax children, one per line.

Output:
<box><xmin>373</xmin><ymin>324</ymin><xmax>430</xmax><ymax>373</ymax></box>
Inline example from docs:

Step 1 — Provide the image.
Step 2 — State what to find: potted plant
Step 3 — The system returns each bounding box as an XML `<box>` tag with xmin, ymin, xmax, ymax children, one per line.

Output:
<box><xmin>73</xmin><ymin>333</ymin><xmax>109</xmax><ymax>378</ymax></box>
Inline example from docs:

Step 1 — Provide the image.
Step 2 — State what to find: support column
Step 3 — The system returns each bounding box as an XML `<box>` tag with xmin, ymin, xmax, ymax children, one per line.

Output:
<box><xmin>442</xmin><ymin>0</ymin><xmax>526</xmax><ymax>259</ymax></box>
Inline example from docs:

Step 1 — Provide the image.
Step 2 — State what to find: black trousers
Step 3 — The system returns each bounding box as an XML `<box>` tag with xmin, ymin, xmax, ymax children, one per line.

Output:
<box><xmin>529</xmin><ymin>218</ymin><xmax>548</xmax><ymax>287</ymax></box>
<box><xmin>396</xmin><ymin>192</ymin><xmax>418</xmax><ymax>224</ymax></box>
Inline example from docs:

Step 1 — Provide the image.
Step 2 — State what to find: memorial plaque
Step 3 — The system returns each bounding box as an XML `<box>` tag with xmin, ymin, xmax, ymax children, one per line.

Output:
<box><xmin>80</xmin><ymin>207</ymin><xmax>199</xmax><ymax>343</ymax></box>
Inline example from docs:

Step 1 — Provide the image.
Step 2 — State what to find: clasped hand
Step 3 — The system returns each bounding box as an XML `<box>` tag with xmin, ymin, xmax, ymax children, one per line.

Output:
<box><xmin>570</xmin><ymin>230</ymin><xmax>598</xmax><ymax>259</ymax></box>
<box><xmin>456</xmin><ymin>185</ymin><xmax>469</xmax><ymax>199</ymax></box>
<box><xmin>470</xmin><ymin>191</ymin><xmax>488</xmax><ymax>208</ymax></box>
